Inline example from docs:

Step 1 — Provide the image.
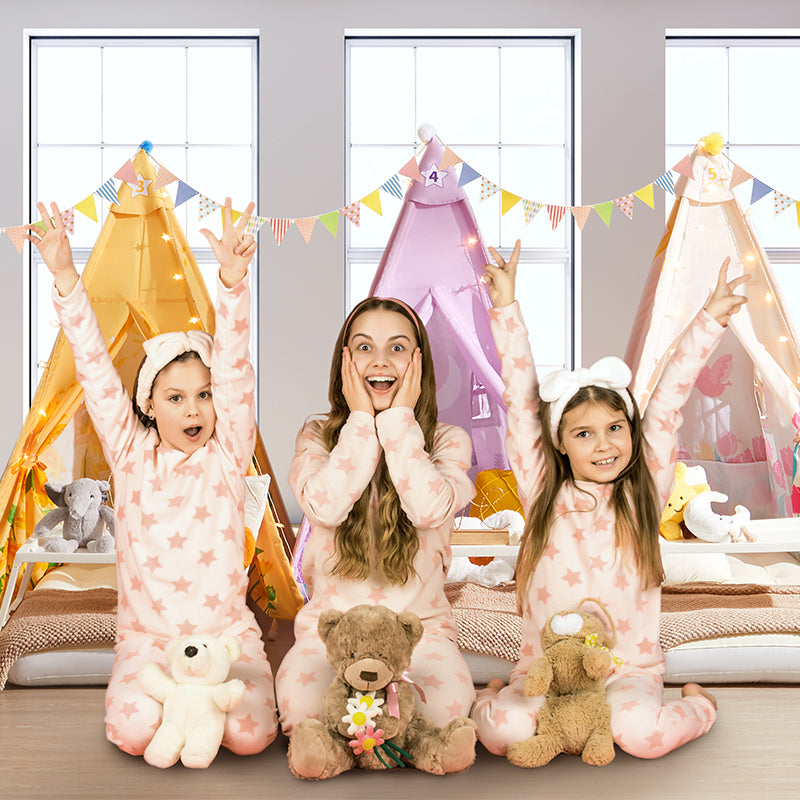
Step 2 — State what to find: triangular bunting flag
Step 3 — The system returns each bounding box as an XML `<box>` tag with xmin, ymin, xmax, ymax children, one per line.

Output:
<box><xmin>319</xmin><ymin>211</ymin><xmax>339</xmax><ymax>238</ymax></box>
<box><xmin>613</xmin><ymin>194</ymin><xmax>634</xmax><ymax>220</ymax></box>
<box><xmin>361</xmin><ymin>189</ymin><xmax>382</xmax><ymax>217</ymax></box>
<box><xmin>381</xmin><ymin>175</ymin><xmax>405</xmax><ymax>201</ymax></box>
<box><xmin>480</xmin><ymin>177</ymin><xmax>500</xmax><ymax>201</ymax></box>
<box><xmin>6</xmin><ymin>226</ymin><xmax>26</xmax><ymax>253</ymax></box>
<box><xmin>174</xmin><ymin>181</ymin><xmax>198</xmax><ymax>208</ymax></box>
<box><xmin>672</xmin><ymin>154</ymin><xmax>695</xmax><ymax>180</ymax></box>
<box><xmin>341</xmin><ymin>202</ymin><xmax>361</xmax><ymax>227</ymax></box>
<box><xmin>61</xmin><ymin>207</ymin><xmax>75</xmax><ymax>235</ymax></box>
<box><xmin>729</xmin><ymin>163</ymin><xmax>752</xmax><ymax>190</ymax></box>
<box><xmin>796</xmin><ymin>201</ymin><xmax>800</xmax><ymax>229</ymax></box>
<box><xmin>570</xmin><ymin>206</ymin><xmax>591</xmax><ymax>231</ymax></box>
<box><xmin>634</xmin><ymin>184</ymin><xmax>655</xmax><ymax>209</ymax></box>
<box><xmin>654</xmin><ymin>172</ymin><xmax>675</xmax><ymax>196</ymax></box>
<box><xmin>245</xmin><ymin>216</ymin><xmax>267</xmax><ymax>235</ymax></box>
<box><xmin>153</xmin><ymin>166</ymin><xmax>179</xmax><ymax>191</ymax></box>
<box><xmin>114</xmin><ymin>160</ymin><xmax>138</xmax><ymax>184</ymax></box>
<box><xmin>269</xmin><ymin>218</ymin><xmax>292</xmax><ymax>245</ymax></box>
<box><xmin>295</xmin><ymin>217</ymin><xmax>316</xmax><ymax>244</ymax></box>
<box><xmin>398</xmin><ymin>157</ymin><xmax>423</xmax><ymax>183</ymax></box>
<box><xmin>95</xmin><ymin>178</ymin><xmax>119</xmax><ymax>206</ymax></box>
<box><xmin>593</xmin><ymin>201</ymin><xmax>614</xmax><ymax>227</ymax></box>
<box><xmin>232</xmin><ymin>210</ymin><xmax>242</xmax><ymax>223</ymax></box>
<box><xmin>546</xmin><ymin>204</ymin><xmax>566</xmax><ymax>230</ymax></box>
<box><xmin>74</xmin><ymin>195</ymin><xmax>98</xmax><ymax>222</ymax></box>
<box><xmin>458</xmin><ymin>162</ymin><xmax>481</xmax><ymax>187</ymax></box>
<box><xmin>198</xmin><ymin>195</ymin><xmax>221</xmax><ymax>219</ymax></box>
<box><xmin>775</xmin><ymin>191</ymin><xmax>794</xmax><ymax>215</ymax></box>
<box><xmin>501</xmin><ymin>191</ymin><xmax>522</xmax><ymax>216</ymax></box>
<box><xmin>439</xmin><ymin>147</ymin><xmax>462</xmax><ymax>169</ymax></box>
<box><xmin>523</xmin><ymin>199</ymin><xmax>542</xmax><ymax>224</ymax></box>
<box><xmin>750</xmin><ymin>178</ymin><xmax>773</xmax><ymax>206</ymax></box>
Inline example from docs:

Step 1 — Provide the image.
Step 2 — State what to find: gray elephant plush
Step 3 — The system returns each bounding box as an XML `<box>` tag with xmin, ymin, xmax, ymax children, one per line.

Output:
<box><xmin>33</xmin><ymin>478</ymin><xmax>115</xmax><ymax>553</ymax></box>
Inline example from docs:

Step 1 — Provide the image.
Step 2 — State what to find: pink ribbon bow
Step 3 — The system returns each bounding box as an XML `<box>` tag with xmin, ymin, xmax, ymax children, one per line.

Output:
<box><xmin>386</xmin><ymin>670</ymin><xmax>428</xmax><ymax>718</ymax></box>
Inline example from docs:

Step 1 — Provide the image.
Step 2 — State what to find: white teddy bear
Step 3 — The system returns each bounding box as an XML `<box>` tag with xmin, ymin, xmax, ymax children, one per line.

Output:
<box><xmin>138</xmin><ymin>633</ymin><xmax>245</xmax><ymax>769</ymax></box>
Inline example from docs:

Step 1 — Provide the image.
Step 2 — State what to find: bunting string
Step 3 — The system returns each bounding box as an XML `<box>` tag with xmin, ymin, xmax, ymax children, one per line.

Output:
<box><xmin>6</xmin><ymin>136</ymin><xmax>800</xmax><ymax>252</ymax></box>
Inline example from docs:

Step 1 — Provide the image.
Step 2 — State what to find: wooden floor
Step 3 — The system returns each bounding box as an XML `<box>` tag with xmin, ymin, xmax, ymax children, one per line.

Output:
<box><xmin>2</xmin><ymin>613</ymin><xmax>800</xmax><ymax>798</ymax></box>
<box><xmin>2</xmin><ymin>678</ymin><xmax>800</xmax><ymax>798</ymax></box>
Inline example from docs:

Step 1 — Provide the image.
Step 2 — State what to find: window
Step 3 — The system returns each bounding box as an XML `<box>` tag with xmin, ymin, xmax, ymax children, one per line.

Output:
<box><xmin>346</xmin><ymin>35</ymin><xmax>575</xmax><ymax>373</ymax></box>
<box><xmin>666</xmin><ymin>38</ymin><xmax>800</xmax><ymax>307</ymax></box>
<box><xmin>28</xmin><ymin>34</ymin><xmax>258</xmax><ymax>396</ymax></box>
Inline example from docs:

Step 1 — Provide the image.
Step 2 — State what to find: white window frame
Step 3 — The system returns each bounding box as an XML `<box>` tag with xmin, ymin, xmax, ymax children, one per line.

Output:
<box><xmin>344</xmin><ymin>31</ymin><xmax>577</xmax><ymax>372</ymax></box>
<box><xmin>666</xmin><ymin>35</ymin><xmax>800</xmax><ymax>276</ymax></box>
<box><xmin>24</xmin><ymin>29</ymin><xmax>259</xmax><ymax>407</ymax></box>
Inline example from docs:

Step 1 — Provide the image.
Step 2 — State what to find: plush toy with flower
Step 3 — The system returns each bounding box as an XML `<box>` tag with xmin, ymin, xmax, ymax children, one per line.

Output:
<box><xmin>507</xmin><ymin>606</ymin><xmax>618</xmax><ymax>769</ymax></box>
<box><xmin>287</xmin><ymin>604</ymin><xmax>477</xmax><ymax>780</ymax></box>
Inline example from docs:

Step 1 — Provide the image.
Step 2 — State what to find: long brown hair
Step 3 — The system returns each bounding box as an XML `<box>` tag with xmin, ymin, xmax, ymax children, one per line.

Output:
<box><xmin>321</xmin><ymin>297</ymin><xmax>439</xmax><ymax>585</ymax></box>
<box><xmin>516</xmin><ymin>386</ymin><xmax>662</xmax><ymax>609</ymax></box>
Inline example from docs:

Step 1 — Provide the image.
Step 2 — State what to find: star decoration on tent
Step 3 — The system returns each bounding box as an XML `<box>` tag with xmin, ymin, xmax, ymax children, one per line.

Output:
<box><xmin>421</xmin><ymin>164</ymin><xmax>447</xmax><ymax>188</ymax></box>
<box><xmin>127</xmin><ymin>173</ymin><xmax>153</xmax><ymax>199</ymax></box>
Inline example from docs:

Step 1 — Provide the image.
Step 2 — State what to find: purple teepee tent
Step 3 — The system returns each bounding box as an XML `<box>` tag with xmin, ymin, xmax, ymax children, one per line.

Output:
<box><xmin>370</xmin><ymin>126</ymin><xmax>508</xmax><ymax>475</ymax></box>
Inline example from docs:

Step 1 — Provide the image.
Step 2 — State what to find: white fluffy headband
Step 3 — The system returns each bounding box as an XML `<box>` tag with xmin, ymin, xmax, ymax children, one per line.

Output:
<box><xmin>539</xmin><ymin>356</ymin><xmax>634</xmax><ymax>445</ymax></box>
<box><xmin>135</xmin><ymin>330</ymin><xmax>214</xmax><ymax>415</ymax></box>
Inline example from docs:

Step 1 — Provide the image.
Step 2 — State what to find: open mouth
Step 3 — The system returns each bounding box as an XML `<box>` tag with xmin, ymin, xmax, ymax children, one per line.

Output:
<box><xmin>366</xmin><ymin>376</ymin><xmax>396</xmax><ymax>393</ymax></box>
<box><xmin>184</xmin><ymin>426</ymin><xmax>202</xmax><ymax>440</ymax></box>
<box><xmin>593</xmin><ymin>457</ymin><xmax>617</xmax><ymax>467</ymax></box>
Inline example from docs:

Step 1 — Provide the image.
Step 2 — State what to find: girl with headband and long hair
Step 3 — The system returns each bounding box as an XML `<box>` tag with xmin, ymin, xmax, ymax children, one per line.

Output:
<box><xmin>26</xmin><ymin>199</ymin><xmax>278</xmax><ymax>764</ymax></box>
<box><xmin>472</xmin><ymin>240</ymin><xmax>749</xmax><ymax>763</ymax></box>
<box><xmin>276</xmin><ymin>296</ymin><xmax>478</xmax><ymax>778</ymax></box>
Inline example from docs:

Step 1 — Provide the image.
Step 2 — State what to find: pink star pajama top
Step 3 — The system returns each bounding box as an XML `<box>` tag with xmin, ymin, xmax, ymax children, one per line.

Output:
<box><xmin>52</xmin><ymin>274</ymin><xmax>277</xmax><ymax>757</ymax></box>
<box><xmin>471</xmin><ymin>301</ymin><xmax>720</xmax><ymax>758</ymax></box>
<box><xmin>276</xmin><ymin>407</ymin><xmax>476</xmax><ymax>732</ymax></box>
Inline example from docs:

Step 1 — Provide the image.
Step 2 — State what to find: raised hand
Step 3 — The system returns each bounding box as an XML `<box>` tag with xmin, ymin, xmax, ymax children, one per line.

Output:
<box><xmin>704</xmin><ymin>257</ymin><xmax>750</xmax><ymax>327</ymax></box>
<box><xmin>341</xmin><ymin>346</ymin><xmax>374</xmax><ymax>416</ymax></box>
<box><xmin>24</xmin><ymin>201</ymin><xmax>80</xmax><ymax>296</ymax></box>
<box><xmin>391</xmin><ymin>348</ymin><xmax>422</xmax><ymax>411</ymax></box>
<box><xmin>200</xmin><ymin>197</ymin><xmax>257</xmax><ymax>288</ymax></box>
<box><xmin>483</xmin><ymin>239</ymin><xmax>521</xmax><ymax>308</ymax></box>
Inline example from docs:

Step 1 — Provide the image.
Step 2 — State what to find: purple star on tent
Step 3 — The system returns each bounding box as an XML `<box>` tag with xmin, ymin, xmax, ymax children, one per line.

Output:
<box><xmin>420</xmin><ymin>163</ymin><xmax>447</xmax><ymax>188</ymax></box>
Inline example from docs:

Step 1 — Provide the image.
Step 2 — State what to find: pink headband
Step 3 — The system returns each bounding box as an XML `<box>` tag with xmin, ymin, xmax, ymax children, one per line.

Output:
<box><xmin>135</xmin><ymin>330</ymin><xmax>214</xmax><ymax>415</ymax></box>
<box><xmin>343</xmin><ymin>297</ymin><xmax>422</xmax><ymax>344</ymax></box>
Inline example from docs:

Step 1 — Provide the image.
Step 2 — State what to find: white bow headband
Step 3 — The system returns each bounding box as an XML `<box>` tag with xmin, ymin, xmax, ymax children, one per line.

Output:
<box><xmin>539</xmin><ymin>356</ymin><xmax>634</xmax><ymax>444</ymax></box>
<box><xmin>135</xmin><ymin>330</ymin><xmax>214</xmax><ymax>415</ymax></box>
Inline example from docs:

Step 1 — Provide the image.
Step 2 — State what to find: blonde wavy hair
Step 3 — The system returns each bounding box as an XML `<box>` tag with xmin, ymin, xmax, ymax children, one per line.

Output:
<box><xmin>320</xmin><ymin>297</ymin><xmax>438</xmax><ymax>585</ymax></box>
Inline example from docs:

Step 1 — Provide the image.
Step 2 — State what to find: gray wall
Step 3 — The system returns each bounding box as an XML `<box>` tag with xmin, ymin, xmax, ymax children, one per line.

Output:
<box><xmin>1</xmin><ymin>0</ymin><xmax>799</xmax><ymax>522</ymax></box>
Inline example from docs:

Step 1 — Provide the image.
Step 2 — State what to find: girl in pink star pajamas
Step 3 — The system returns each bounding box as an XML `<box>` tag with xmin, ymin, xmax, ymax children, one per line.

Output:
<box><xmin>276</xmin><ymin>297</ymin><xmax>477</xmax><ymax>755</ymax></box>
<box><xmin>472</xmin><ymin>243</ymin><xmax>749</xmax><ymax>760</ymax></box>
<box><xmin>26</xmin><ymin>199</ymin><xmax>278</xmax><ymax>760</ymax></box>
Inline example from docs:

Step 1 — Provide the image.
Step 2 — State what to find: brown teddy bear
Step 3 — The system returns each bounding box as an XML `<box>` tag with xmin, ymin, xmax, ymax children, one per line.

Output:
<box><xmin>507</xmin><ymin>609</ymin><xmax>616</xmax><ymax>768</ymax></box>
<box><xmin>287</xmin><ymin>604</ymin><xmax>477</xmax><ymax>780</ymax></box>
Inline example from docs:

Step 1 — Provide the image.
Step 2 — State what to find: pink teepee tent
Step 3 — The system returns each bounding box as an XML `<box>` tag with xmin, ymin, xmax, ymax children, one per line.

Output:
<box><xmin>369</xmin><ymin>127</ymin><xmax>508</xmax><ymax>475</ymax></box>
<box><xmin>626</xmin><ymin>138</ymin><xmax>800</xmax><ymax>519</ymax></box>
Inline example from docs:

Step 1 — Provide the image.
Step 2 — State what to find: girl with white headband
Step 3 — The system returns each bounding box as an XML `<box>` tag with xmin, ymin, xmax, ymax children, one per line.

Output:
<box><xmin>26</xmin><ymin>199</ymin><xmax>278</xmax><ymax>763</ymax></box>
<box><xmin>471</xmin><ymin>240</ymin><xmax>749</xmax><ymax>763</ymax></box>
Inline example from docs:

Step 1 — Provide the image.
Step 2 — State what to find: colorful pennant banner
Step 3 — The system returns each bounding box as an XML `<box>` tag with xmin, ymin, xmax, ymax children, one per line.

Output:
<box><xmin>6</xmin><ymin>137</ymin><xmax>800</xmax><ymax>252</ymax></box>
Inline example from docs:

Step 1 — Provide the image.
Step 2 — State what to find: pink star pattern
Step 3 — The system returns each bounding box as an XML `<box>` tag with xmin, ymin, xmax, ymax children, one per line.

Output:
<box><xmin>237</xmin><ymin>714</ymin><xmax>258</xmax><ymax>735</ymax></box>
<box><xmin>562</xmin><ymin>568</ymin><xmax>582</xmax><ymax>587</ymax></box>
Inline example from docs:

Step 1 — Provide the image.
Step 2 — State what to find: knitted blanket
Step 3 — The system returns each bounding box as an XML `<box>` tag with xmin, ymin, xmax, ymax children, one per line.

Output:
<box><xmin>660</xmin><ymin>582</ymin><xmax>800</xmax><ymax>650</ymax></box>
<box><xmin>0</xmin><ymin>588</ymin><xmax>116</xmax><ymax>689</ymax></box>
<box><xmin>445</xmin><ymin>581</ymin><xmax>800</xmax><ymax>663</ymax></box>
<box><xmin>445</xmin><ymin>581</ymin><xmax>520</xmax><ymax>663</ymax></box>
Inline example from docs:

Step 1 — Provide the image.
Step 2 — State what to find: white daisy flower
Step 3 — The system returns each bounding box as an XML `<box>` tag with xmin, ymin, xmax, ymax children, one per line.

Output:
<box><xmin>341</xmin><ymin>690</ymin><xmax>385</xmax><ymax>735</ymax></box>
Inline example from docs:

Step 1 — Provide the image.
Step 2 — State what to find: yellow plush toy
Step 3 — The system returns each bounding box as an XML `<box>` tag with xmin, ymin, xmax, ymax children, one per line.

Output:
<box><xmin>659</xmin><ymin>463</ymin><xmax>710</xmax><ymax>540</ymax></box>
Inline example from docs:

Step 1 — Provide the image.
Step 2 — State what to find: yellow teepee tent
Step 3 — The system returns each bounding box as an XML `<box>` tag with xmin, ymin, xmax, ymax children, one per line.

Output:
<box><xmin>0</xmin><ymin>148</ymin><xmax>303</xmax><ymax>620</ymax></box>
